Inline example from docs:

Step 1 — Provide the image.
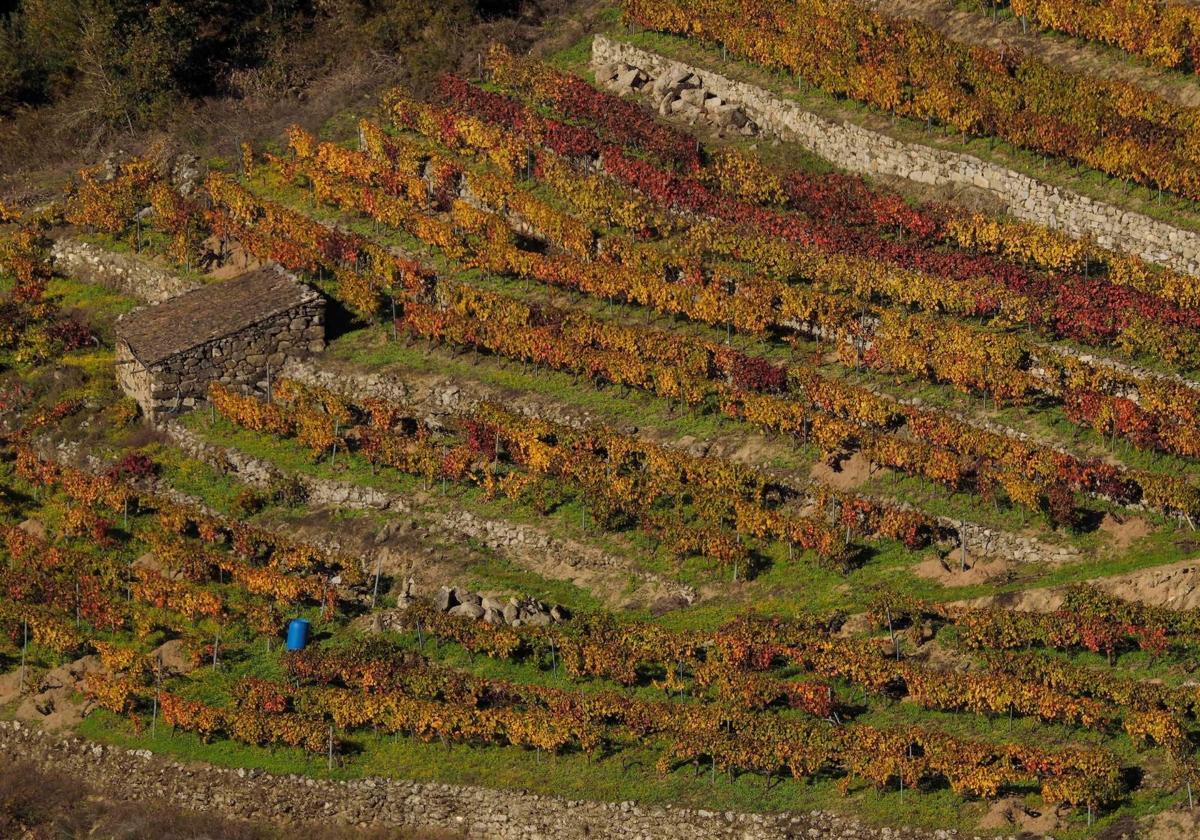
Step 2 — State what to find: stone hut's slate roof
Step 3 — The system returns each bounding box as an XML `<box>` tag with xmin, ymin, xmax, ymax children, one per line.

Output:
<box><xmin>116</xmin><ymin>266</ymin><xmax>320</xmax><ymax>367</ymax></box>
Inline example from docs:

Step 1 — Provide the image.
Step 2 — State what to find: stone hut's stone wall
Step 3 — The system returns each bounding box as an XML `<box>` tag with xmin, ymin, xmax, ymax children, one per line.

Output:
<box><xmin>114</xmin><ymin>340</ymin><xmax>155</xmax><ymax>413</ymax></box>
<box><xmin>117</xmin><ymin>300</ymin><xmax>324</xmax><ymax>418</ymax></box>
<box><xmin>114</xmin><ymin>266</ymin><xmax>325</xmax><ymax>420</ymax></box>
<box><xmin>593</xmin><ymin>35</ymin><xmax>1200</xmax><ymax>277</ymax></box>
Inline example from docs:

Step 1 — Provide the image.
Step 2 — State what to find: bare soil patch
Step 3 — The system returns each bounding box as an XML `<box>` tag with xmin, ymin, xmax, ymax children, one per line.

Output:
<box><xmin>905</xmin><ymin>638</ymin><xmax>974</xmax><ymax>672</ymax></box>
<box><xmin>876</xmin><ymin>174</ymin><xmax>1008</xmax><ymax>217</ymax></box>
<box><xmin>977</xmin><ymin>797</ymin><xmax>1062</xmax><ymax>834</ymax></box>
<box><xmin>1099</xmin><ymin>512</ymin><xmax>1153</xmax><ymax>551</ymax></box>
<box><xmin>1141</xmin><ymin>809</ymin><xmax>1200</xmax><ymax>840</ymax></box>
<box><xmin>809</xmin><ymin>451</ymin><xmax>875</xmax><ymax>490</ymax></box>
<box><xmin>836</xmin><ymin>612</ymin><xmax>875</xmax><ymax>637</ymax></box>
<box><xmin>1101</xmin><ymin>559</ymin><xmax>1200</xmax><ymax>610</ymax></box>
<box><xmin>7</xmin><ymin>655</ymin><xmax>106</xmax><ymax>732</ymax></box>
<box><xmin>16</xmin><ymin>518</ymin><xmax>47</xmax><ymax>540</ymax></box>
<box><xmin>203</xmin><ymin>234</ymin><xmax>264</xmax><ymax>280</ymax></box>
<box><xmin>705</xmin><ymin>432</ymin><xmax>782</xmax><ymax>466</ymax></box>
<box><xmin>951</xmin><ymin>587</ymin><xmax>1065</xmax><ymax>612</ymax></box>
<box><xmin>913</xmin><ymin>552</ymin><xmax>1017</xmax><ymax>587</ymax></box>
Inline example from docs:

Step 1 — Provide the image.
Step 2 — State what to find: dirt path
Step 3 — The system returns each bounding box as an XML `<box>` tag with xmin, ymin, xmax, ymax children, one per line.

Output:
<box><xmin>864</xmin><ymin>0</ymin><xmax>1200</xmax><ymax>109</ymax></box>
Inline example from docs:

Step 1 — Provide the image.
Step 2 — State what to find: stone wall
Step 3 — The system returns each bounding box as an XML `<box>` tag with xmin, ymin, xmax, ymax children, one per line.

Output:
<box><xmin>0</xmin><ymin>721</ymin><xmax>980</xmax><ymax>840</ymax></box>
<box><xmin>120</xmin><ymin>300</ymin><xmax>324</xmax><ymax>419</ymax></box>
<box><xmin>51</xmin><ymin>237</ymin><xmax>199</xmax><ymax>303</ymax></box>
<box><xmin>593</xmin><ymin>35</ymin><xmax>1200</xmax><ymax>277</ymax></box>
<box><xmin>160</xmin><ymin>420</ymin><xmax>403</xmax><ymax>514</ymax></box>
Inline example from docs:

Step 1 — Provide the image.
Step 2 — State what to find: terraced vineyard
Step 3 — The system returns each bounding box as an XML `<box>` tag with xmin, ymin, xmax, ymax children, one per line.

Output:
<box><xmin>10</xmin><ymin>5</ymin><xmax>1200</xmax><ymax>837</ymax></box>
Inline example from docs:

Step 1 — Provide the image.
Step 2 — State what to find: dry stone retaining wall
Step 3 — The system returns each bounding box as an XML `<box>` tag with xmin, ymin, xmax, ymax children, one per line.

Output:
<box><xmin>0</xmin><ymin>721</ymin><xmax>988</xmax><ymax>840</ymax></box>
<box><xmin>161</xmin><ymin>421</ymin><xmax>402</xmax><ymax>513</ymax></box>
<box><xmin>50</xmin><ymin>237</ymin><xmax>200</xmax><ymax>303</ymax></box>
<box><xmin>593</xmin><ymin>35</ymin><xmax>1200</xmax><ymax>277</ymax></box>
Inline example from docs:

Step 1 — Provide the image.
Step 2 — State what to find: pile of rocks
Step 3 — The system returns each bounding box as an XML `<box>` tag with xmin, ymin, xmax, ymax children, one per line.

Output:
<box><xmin>595</xmin><ymin>61</ymin><xmax>759</xmax><ymax>136</ymax></box>
<box><xmin>436</xmin><ymin>586</ymin><xmax>569</xmax><ymax>627</ymax></box>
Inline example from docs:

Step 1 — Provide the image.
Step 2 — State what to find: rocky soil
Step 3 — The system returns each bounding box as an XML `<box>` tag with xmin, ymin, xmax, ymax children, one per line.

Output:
<box><xmin>954</xmin><ymin>556</ymin><xmax>1200</xmax><ymax>613</ymax></box>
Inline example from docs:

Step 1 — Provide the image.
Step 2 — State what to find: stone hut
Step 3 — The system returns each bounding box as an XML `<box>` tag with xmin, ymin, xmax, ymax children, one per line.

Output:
<box><xmin>115</xmin><ymin>265</ymin><xmax>324</xmax><ymax>420</ymax></box>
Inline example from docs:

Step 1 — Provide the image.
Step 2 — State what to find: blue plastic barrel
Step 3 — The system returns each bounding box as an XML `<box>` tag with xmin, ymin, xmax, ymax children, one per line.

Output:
<box><xmin>286</xmin><ymin>618</ymin><xmax>310</xmax><ymax>651</ymax></box>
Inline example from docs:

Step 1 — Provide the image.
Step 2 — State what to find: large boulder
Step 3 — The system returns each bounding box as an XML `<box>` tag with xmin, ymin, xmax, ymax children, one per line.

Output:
<box><xmin>594</xmin><ymin>62</ymin><xmax>618</xmax><ymax>84</ymax></box>
<box><xmin>436</xmin><ymin>586</ymin><xmax>457</xmax><ymax>612</ymax></box>
<box><xmin>449</xmin><ymin>602</ymin><xmax>485</xmax><ymax>620</ymax></box>
<box><xmin>453</xmin><ymin>588</ymin><xmax>481</xmax><ymax>607</ymax></box>
<box><xmin>151</xmin><ymin>639</ymin><xmax>195</xmax><ymax>676</ymax></box>
<box><xmin>480</xmin><ymin>596</ymin><xmax>506</xmax><ymax>613</ymax></box>
<box><xmin>615</xmin><ymin>67</ymin><xmax>648</xmax><ymax>91</ymax></box>
<box><xmin>714</xmin><ymin>104</ymin><xmax>749</xmax><ymax>128</ymax></box>
<box><xmin>653</xmin><ymin>68</ymin><xmax>698</xmax><ymax>98</ymax></box>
